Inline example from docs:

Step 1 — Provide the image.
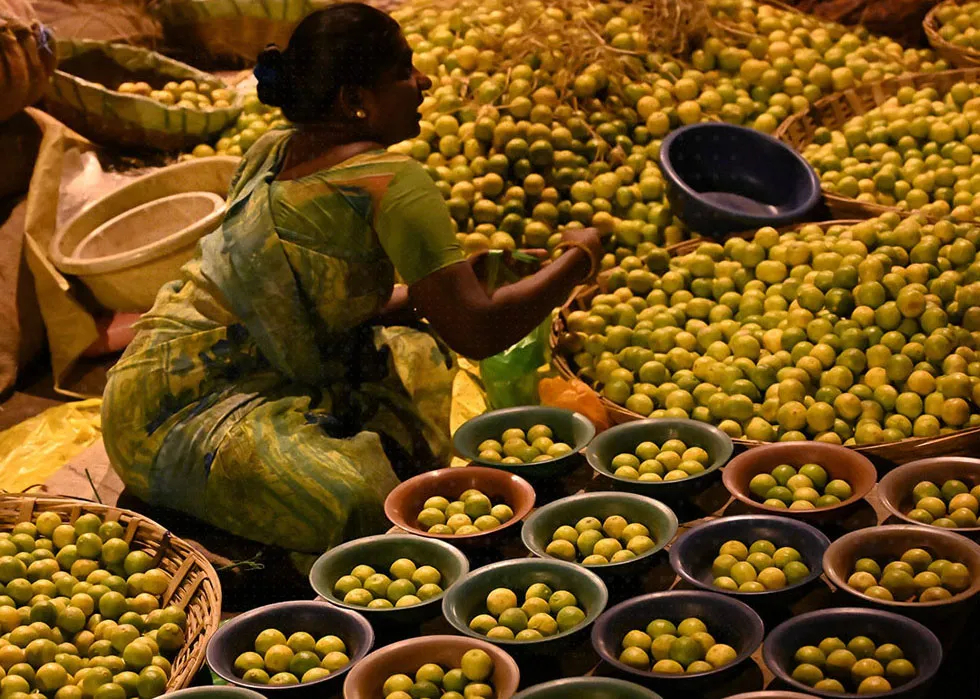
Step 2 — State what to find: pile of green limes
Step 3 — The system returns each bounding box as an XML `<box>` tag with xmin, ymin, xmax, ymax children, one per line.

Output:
<box><xmin>933</xmin><ymin>3</ymin><xmax>980</xmax><ymax>56</ymax></box>
<box><xmin>544</xmin><ymin>515</ymin><xmax>656</xmax><ymax>565</ymax></box>
<box><xmin>907</xmin><ymin>478</ymin><xmax>980</xmax><ymax>528</ymax></box>
<box><xmin>804</xmin><ymin>82</ymin><xmax>980</xmax><ymax>222</ymax></box>
<box><xmin>387</xmin><ymin>0</ymin><xmax>947</xmax><ymax>259</ymax></box>
<box><xmin>416</xmin><ymin>490</ymin><xmax>514</xmax><ymax>536</ymax></box>
<box><xmin>332</xmin><ymin>558</ymin><xmax>444</xmax><ymax>609</ymax></box>
<box><xmin>0</xmin><ymin>512</ymin><xmax>188</xmax><ymax>699</ymax></box>
<box><xmin>382</xmin><ymin>649</ymin><xmax>495</xmax><ymax>699</ymax></box>
<box><xmin>711</xmin><ymin>539</ymin><xmax>809</xmax><ymax>592</ymax></box>
<box><xmin>790</xmin><ymin>636</ymin><xmax>916</xmax><ymax>693</ymax></box>
<box><xmin>846</xmin><ymin>548</ymin><xmax>971</xmax><ymax>602</ymax></box>
<box><xmin>609</xmin><ymin>439</ymin><xmax>710</xmax><ymax>482</ymax></box>
<box><xmin>467</xmin><ymin>584</ymin><xmax>585</xmax><ymax>641</ymax></box>
<box><xmin>232</xmin><ymin>630</ymin><xmax>348</xmax><ymax>685</ymax></box>
<box><xmin>188</xmin><ymin>91</ymin><xmax>289</xmax><ymax>159</ymax></box>
<box><xmin>476</xmin><ymin>424</ymin><xmax>573</xmax><ymax>464</ymax></box>
<box><xmin>749</xmin><ymin>463</ymin><xmax>853</xmax><ymax>510</ymax></box>
<box><xmin>564</xmin><ymin>213</ymin><xmax>980</xmax><ymax>445</ymax></box>
<box><xmin>617</xmin><ymin>617</ymin><xmax>737</xmax><ymax>674</ymax></box>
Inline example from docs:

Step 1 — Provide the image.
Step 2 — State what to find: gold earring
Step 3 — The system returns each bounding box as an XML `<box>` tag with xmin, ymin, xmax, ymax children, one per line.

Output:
<box><xmin>355</xmin><ymin>109</ymin><xmax>367</xmax><ymax>119</ymax></box>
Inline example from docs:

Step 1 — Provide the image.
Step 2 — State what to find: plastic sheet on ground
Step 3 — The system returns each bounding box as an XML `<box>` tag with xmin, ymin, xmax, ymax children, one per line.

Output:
<box><xmin>0</xmin><ymin>397</ymin><xmax>102</xmax><ymax>492</ymax></box>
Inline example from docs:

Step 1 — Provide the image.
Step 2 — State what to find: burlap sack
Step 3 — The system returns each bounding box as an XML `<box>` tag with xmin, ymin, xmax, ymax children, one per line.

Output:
<box><xmin>0</xmin><ymin>0</ymin><xmax>57</xmax><ymax>123</ymax></box>
<box><xmin>32</xmin><ymin>0</ymin><xmax>161</xmax><ymax>47</ymax></box>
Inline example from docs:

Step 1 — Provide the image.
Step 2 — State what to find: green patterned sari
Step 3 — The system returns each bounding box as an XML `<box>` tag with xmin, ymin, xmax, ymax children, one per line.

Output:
<box><xmin>102</xmin><ymin>130</ymin><xmax>464</xmax><ymax>553</ymax></box>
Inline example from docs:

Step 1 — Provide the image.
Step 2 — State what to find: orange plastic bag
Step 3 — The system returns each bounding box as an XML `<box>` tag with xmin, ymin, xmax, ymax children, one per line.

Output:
<box><xmin>538</xmin><ymin>376</ymin><xmax>611</xmax><ymax>432</ymax></box>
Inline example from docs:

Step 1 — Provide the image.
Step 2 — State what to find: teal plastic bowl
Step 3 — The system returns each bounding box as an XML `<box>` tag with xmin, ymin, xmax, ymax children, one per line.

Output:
<box><xmin>453</xmin><ymin>406</ymin><xmax>596</xmax><ymax>479</ymax></box>
<box><xmin>521</xmin><ymin>492</ymin><xmax>678</xmax><ymax>579</ymax></box>
<box><xmin>309</xmin><ymin>534</ymin><xmax>469</xmax><ymax>625</ymax></box>
<box><xmin>585</xmin><ymin>419</ymin><xmax>734</xmax><ymax>498</ymax></box>
<box><xmin>442</xmin><ymin>558</ymin><xmax>608</xmax><ymax>655</ymax></box>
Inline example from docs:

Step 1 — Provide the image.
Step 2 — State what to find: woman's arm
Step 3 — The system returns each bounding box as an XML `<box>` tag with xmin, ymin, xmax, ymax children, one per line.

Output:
<box><xmin>408</xmin><ymin>229</ymin><xmax>600</xmax><ymax>360</ymax></box>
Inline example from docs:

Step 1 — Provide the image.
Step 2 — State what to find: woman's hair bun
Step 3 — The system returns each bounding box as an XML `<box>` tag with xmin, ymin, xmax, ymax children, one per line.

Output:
<box><xmin>255</xmin><ymin>45</ymin><xmax>290</xmax><ymax>108</ymax></box>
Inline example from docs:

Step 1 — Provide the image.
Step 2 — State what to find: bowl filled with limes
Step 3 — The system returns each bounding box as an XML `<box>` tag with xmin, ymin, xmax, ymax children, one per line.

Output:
<box><xmin>722</xmin><ymin>442</ymin><xmax>877</xmax><ymax>520</ymax></box>
<box><xmin>520</xmin><ymin>492</ymin><xmax>678</xmax><ymax>580</ymax></box>
<box><xmin>342</xmin><ymin>635</ymin><xmax>520</xmax><ymax>699</ymax></box>
<box><xmin>668</xmin><ymin>515</ymin><xmax>830</xmax><ymax>603</ymax></box>
<box><xmin>762</xmin><ymin>607</ymin><xmax>942</xmax><ymax>698</ymax></box>
<box><xmin>385</xmin><ymin>466</ymin><xmax>535</xmax><ymax>548</ymax></box>
<box><xmin>453</xmin><ymin>406</ymin><xmax>596</xmax><ymax>479</ymax></box>
<box><xmin>590</xmin><ymin>590</ymin><xmax>764</xmax><ymax>690</ymax></box>
<box><xmin>877</xmin><ymin>457</ymin><xmax>980</xmax><ymax>539</ymax></box>
<box><xmin>585</xmin><ymin>419</ymin><xmax>734</xmax><ymax>498</ymax></box>
<box><xmin>309</xmin><ymin>534</ymin><xmax>469</xmax><ymax>626</ymax></box>
<box><xmin>441</xmin><ymin>558</ymin><xmax>608</xmax><ymax>657</ymax></box>
<box><xmin>822</xmin><ymin>524</ymin><xmax>980</xmax><ymax>615</ymax></box>
<box><xmin>206</xmin><ymin>600</ymin><xmax>374</xmax><ymax>695</ymax></box>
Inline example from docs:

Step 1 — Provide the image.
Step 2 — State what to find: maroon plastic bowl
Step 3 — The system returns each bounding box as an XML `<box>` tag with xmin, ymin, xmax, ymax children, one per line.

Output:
<box><xmin>384</xmin><ymin>466</ymin><xmax>535</xmax><ymax>546</ymax></box>
<box><xmin>591</xmin><ymin>590</ymin><xmax>764</xmax><ymax>690</ymax></box>
<box><xmin>723</xmin><ymin>442</ymin><xmax>876</xmax><ymax>520</ymax></box>
<box><xmin>878</xmin><ymin>457</ymin><xmax>980</xmax><ymax>539</ymax></box>
<box><xmin>822</xmin><ymin>524</ymin><xmax>980</xmax><ymax>611</ymax></box>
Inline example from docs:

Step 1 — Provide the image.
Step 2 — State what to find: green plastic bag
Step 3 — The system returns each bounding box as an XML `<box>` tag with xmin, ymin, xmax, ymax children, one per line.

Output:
<box><xmin>478</xmin><ymin>249</ymin><xmax>550</xmax><ymax>408</ymax></box>
<box><xmin>480</xmin><ymin>319</ymin><xmax>550</xmax><ymax>409</ymax></box>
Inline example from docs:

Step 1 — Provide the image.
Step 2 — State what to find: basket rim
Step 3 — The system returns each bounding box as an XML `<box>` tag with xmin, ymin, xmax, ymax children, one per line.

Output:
<box><xmin>924</xmin><ymin>0</ymin><xmax>980</xmax><ymax>65</ymax></box>
<box><xmin>550</xmin><ymin>217</ymin><xmax>980</xmax><ymax>458</ymax></box>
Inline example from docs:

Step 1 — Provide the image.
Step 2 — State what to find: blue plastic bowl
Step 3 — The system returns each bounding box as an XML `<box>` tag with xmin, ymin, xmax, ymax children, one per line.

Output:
<box><xmin>591</xmin><ymin>590</ymin><xmax>764</xmax><ymax>690</ymax></box>
<box><xmin>763</xmin><ymin>607</ymin><xmax>943</xmax><ymax>698</ymax></box>
<box><xmin>668</xmin><ymin>515</ymin><xmax>830</xmax><ymax>602</ymax></box>
<box><xmin>206</xmin><ymin>600</ymin><xmax>374</xmax><ymax>696</ymax></box>
<box><xmin>660</xmin><ymin>123</ymin><xmax>821</xmax><ymax>237</ymax></box>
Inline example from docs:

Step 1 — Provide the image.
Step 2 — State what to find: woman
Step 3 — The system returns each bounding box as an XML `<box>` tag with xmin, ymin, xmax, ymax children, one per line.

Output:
<box><xmin>102</xmin><ymin>3</ymin><xmax>602</xmax><ymax>553</ymax></box>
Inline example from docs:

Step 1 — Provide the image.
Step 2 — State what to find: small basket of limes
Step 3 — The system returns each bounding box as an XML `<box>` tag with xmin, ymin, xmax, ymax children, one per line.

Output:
<box><xmin>44</xmin><ymin>39</ymin><xmax>242</xmax><ymax>151</ymax></box>
<box><xmin>0</xmin><ymin>494</ymin><xmax>221</xmax><ymax>694</ymax></box>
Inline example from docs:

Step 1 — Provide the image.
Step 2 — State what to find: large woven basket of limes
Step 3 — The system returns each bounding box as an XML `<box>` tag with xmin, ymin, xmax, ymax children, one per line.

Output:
<box><xmin>774</xmin><ymin>68</ymin><xmax>980</xmax><ymax>224</ymax></box>
<box><xmin>153</xmin><ymin>0</ymin><xmax>327</xmax><ymax>67</ymax></box>
<box><xmin>43</xmin><ymin>39</ymin><xmax>242</xmax><ymax>151</ymax></box>
<box><xmin>550</xmin><ymin>214</ymin><xmax>980</xmax><ymax>466</ymax></box>
<box><xmin>924</xmin><ymin>1</ymin><xmax>980</xmax><ymax>69</ymax></box>
<box><xmin>0</xmin><ymin>495</ymin><xmax>221</xmax><ymax>695</ymax></box>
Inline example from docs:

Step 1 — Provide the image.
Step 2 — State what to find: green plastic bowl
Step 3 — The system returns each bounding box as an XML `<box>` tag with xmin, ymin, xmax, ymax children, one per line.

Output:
<box><xmin>442</xmin><ymin>558</ymin><xmax>608</xmax><ymax>656</ymax></box>
<box><xmin>521</xmin><ymin>492</ymin><xmax>678</xmax><ymax>579</ymax></box>
<box><xmin>309</xmin><ymin>534</ymin><xmax>469</xmax><ymax>625</ymax></box>
<box><xmin>453</xmin><ymin>406</ymin><xmax>596</xmax><ymax>479</ymax></box>
<box><xmin>586</xmin><ymin>419</ymin><xmax>733</xmax><ymax>498</ymax></box>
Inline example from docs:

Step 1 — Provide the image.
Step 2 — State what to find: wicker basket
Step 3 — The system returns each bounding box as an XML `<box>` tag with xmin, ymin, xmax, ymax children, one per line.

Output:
<box><xmin>549</xmin><ymin>219</ymin><xmax>980</xmax><ymax>467</ymax></box>
<box><xmin>774</xmin><ymin>68</ymin><xmax>980</xmax><ymax>221</ymax></box>
<box><xmin>44</xmin><ymin>39</ymin><xmax>242</xmax><ymax>151</ymax></box>
<box><xmin>153</xmin><ymin>0</ymin><xmax>326</xmax><ymax>67</ymax></box>
<box><xmin>0</xmin><ymin>495</ymin><xmax>222</xmax><ymax>691</ymax></box>
<box><xmin>924</xmin><ymin>1</ymin><xmax>980</xmax><ymax>69</ymax></box>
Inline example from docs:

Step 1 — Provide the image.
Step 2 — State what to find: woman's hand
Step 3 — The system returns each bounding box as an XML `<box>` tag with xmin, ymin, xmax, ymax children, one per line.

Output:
<box><xmin>556</xmin><ymin>227</ymin><xmax>603</xmax><ymax>281</ymax></box>
<box><xmin>468</xmin><ymin>248</ymin><xmax>548</xmax><ymax>289</ymax></box>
